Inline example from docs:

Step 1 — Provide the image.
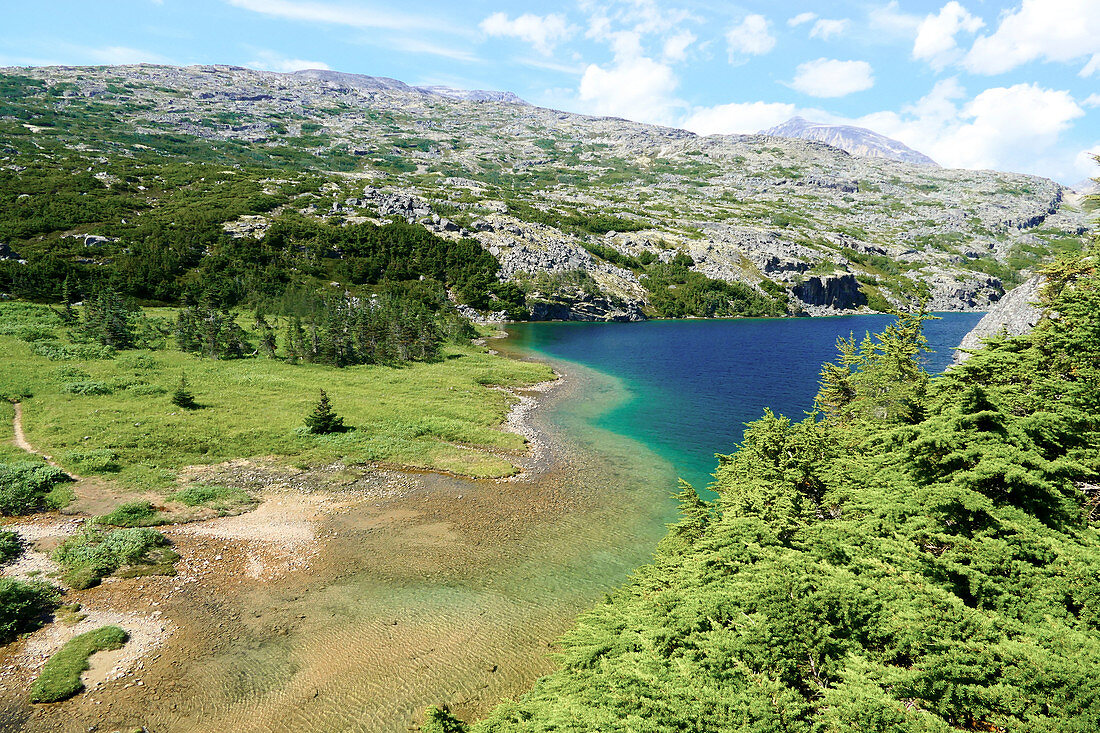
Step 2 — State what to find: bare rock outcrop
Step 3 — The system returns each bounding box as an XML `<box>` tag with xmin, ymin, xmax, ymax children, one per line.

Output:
<box><xmin>953</xmin><ymin>275</ymin><xmax>1044</xmax><ymax>364</ymax></box>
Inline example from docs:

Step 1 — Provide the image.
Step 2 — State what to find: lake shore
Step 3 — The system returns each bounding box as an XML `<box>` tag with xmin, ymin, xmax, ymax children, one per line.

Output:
<box><xmin>0</xmin><ymin>348</ymin><xmax>618</xmax><ymax>732</ymax></box>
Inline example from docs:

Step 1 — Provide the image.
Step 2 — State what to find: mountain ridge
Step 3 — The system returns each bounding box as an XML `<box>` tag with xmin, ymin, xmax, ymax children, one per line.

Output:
<box><xmin>762</xmin><ymin>116</ymin><xmax>938</xmax><ymax>167</ymax></box>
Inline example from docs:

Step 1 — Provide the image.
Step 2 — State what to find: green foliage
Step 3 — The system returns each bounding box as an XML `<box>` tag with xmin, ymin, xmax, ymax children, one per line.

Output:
<box><xmin>171</xmin><ymin>373</ymin><xmax>197</xmax><ymax>409</ymax></box>
<box><xmin>0</xmin><ymin>462</ymin><xmax>73</xmax><ymax>515</ymax></box>
<box><xmin>422</xmin><ymin>706</ymin><xmax>469</xmax><ymax>733</ymax></box>
<box><xmin>62</xmin><ymin>449</ymin><xmax>120</xmax><ymax>474</ymax></box>
<box><xmin>305</xmin><ymin>390</ymin><xmax>347</xmax><ymax>435</ymax></box>
<box><xmin>61</xmin><ymin>381</ymin><xmax>113</xmax><ymax>396</ymax></box>
<box><xmin>472</xmin><ymin>260</ymin><xmax>1100</xmax><ymax>732</ymax></box>
<box><xmin>815</xmin><ymin>308</ymin><xmax>932</xmax><ymax>427</ymax></box>
<box><xmin>29</xmin><ymin>626</ymin><xmax>129</xmax><ymax>702</ymax></box>
<box><xmin>53</xmin><ymin>526</ymin><xmax>175</xmax><ymax>589</ymax></box>
<box><xmin>0</xmin><ymin>577</ymin><xmax>59</xmax><ymax>645</ymax></box>
<box><xmin>642</xmin><ymin>260</ymin><xmax>786</xmax><ymax>318</ymax></box>
<box><xmin>30</xmin><ymin>342</ymin><xmax>116</xmax><ymax>361</ymax></box>
<box><xmin>0</xmin><ymin>530</ymin><xmax>24</xmax><ymax>565</ymax></box>
<box><xmin>0</xmin><ymin>300</ymin><xmax>553</xmax><ymax>480</ymax></box>
<box><xmin>96</xmin><ymin>500</ymin><xmax>166</xmax><ymax>528</ymax></box>
<box><xmin>169</xmin><ymin>484</ymin><xmax>256</xmax><ymax>513</ymax></box>
<box><xmin>79</xmin><ymin>286</ymin><xmax>139</xmax><ymax>349</ymax></box>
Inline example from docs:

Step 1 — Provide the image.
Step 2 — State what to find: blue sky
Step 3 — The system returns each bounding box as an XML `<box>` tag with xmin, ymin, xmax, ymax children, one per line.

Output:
<box><xmin>2</xmin><ymin>0</ymin><xmax>1098</xmax><ymax>184</ymax></box>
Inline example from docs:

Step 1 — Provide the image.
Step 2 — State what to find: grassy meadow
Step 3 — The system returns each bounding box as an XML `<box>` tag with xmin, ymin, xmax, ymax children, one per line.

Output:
<box><xmin>0</xmin><ymin>302</ymin><xmax>554</xmax><ymax>492</ymax></box>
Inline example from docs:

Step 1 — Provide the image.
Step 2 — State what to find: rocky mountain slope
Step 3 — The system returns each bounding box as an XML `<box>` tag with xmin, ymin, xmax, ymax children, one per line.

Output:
<box><xmin>762</xmin><ymin>116</ymin><xmax>938</xmax><ymax>167</ymax></box>
<box><xmin>0</xmin><ymin>64</ymin><xmax>1092</xmax><ymax>320</ymax></box>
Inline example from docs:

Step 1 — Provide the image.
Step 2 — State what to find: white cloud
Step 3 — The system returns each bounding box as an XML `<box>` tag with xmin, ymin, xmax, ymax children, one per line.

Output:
<box><xmin>578</xmin><ymin>54</ymin><xmax>681</xmax><ymax>124</ymax></box>
<box><xmin>246</xmin><ymin>50</ymin><xmax>329</xmax><ymax>72</ymax></box>
<box><xmin>912</xmin><ymin>2</ymin><xmax>984</xmax><ymax>70</ymax></box>
<box><xmin>514</xmin><ymin>56</ymin><xmax>585</xmax><ymax>75</ymax></box>
<box><xmin>662</xmin><ymin>30</ymin><xmax>696</xmax><ymax>63</ymax></box>
<box><xmin>790</xmin><ymin>58</ymin><xmax>874</xmax><ymax>98</ymax></box>
<box><xmin>809</xmin><ymin>18</ymin><xmax>849</xmax><ymax>41</ymax></box>
<box><xmin>860</xmin><ymin>81</ymin><xmax>1084</xmax><ymax>178</ymax></box>
<box><xmin>681</xmin><ymin>101</ymin><xmax>799</xmax><ymax>135</ymax></box>
<box><xmin>963</xmin><ymin>0</ymin><xmax>1100</xmax><ymax>75</ymax></box>
<box><xmin>788</xmin><ymin>12</ymin><xmax>816</xmax><ymax>28</ymax></box>
<box><xmin>726</xmin><ymin>14</ymin><xmax>775</xmax><ymax>58</ymax></box>
<box><xmin>386</xmin><ymin>38</ymin><xmax>480</xmax><ymax>63</ymax></box>
<box><xmin>868</xmin><ymin>1</ymin><xmax>921</xmax><ymax>37</ymax></box>
<box><xmin>226</xmin><ymin>0</ymin><xmax>452</xmax><ymax>33</ymax></box>
<box><xmin>1083</xmin><ymin>93</ymin><xmax>1100</xmax><ymax>108</ymax></box>
<box><xmin>1079</xmin><ymin>54</ymin><xmax>1100</xmax><ymax>77</ymax></box>
<box><xmin>480</xmin><ymin>12</ymin><xmax>572</xmax><ymax>55</ymax></box>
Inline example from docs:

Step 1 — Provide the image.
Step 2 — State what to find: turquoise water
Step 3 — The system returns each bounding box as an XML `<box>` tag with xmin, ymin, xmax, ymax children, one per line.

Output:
<box><xmin>507</xmin><ymin>313</ymin><xmax>983</xmax><ymax>491</ymax></box>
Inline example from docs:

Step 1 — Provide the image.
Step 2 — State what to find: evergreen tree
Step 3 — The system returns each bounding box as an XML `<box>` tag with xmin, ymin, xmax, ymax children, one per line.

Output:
<box><xmin>304</xmin><ymin>389</ymin><xmax>346</xmax><ymax>434</ymax></box>
<box><xmin>59</xmin><ymin>276</ymin><xmax>77</xmax><ymax>325</ymax></box>
<box><xmin>171</xmin><ymin>373</ymin><xmax>197</xmax><ymax>410</ymax></box>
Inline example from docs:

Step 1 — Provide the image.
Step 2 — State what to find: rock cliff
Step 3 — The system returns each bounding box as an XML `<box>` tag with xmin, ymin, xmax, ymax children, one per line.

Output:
<box><xmin>953</xmin><ymin>275</ymin><xmax>1045</xmax><ymax>364</ymax></box>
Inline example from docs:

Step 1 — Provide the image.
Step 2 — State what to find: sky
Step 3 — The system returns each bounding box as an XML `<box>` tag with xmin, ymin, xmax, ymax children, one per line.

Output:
<box><xmin>1</xmin><ymin>0</ymin><xmax>1098</xmax><ymax>185</ymax></box>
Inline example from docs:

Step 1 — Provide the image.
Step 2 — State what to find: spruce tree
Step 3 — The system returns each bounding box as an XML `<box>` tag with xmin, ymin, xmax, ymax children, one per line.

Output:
<box><xmin>171</xmin><ymin>373</ymin><xmax>197</xmax><ymax>410</ymax></box>
<box><xmin>59</xmin><ymin>276</ymin><xmax>77</xmax><ymax>325</ymax></box>
<box><xmin>304</xmin><ymin>389</ymin><xmax>346</xmax><ymax>434</ymax></box>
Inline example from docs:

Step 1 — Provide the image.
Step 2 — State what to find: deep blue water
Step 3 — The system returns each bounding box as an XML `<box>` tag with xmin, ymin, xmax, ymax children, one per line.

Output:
<box><xmin>507</xmin><ymin>313</ymin><xmax>983</xmax><ymax>491</ymax></box>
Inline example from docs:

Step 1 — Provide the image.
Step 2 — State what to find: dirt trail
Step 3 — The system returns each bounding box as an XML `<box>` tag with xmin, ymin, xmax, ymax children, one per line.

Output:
<box><xmin>11</xmin><ymin>401</ymin><xmax>69</xmax><ymax>473</ymax></box>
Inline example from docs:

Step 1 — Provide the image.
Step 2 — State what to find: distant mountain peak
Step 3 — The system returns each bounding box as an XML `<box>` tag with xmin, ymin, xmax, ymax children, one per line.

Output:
<box><xmin>762</xmin><ymin>117</ymin><xmax>938</xmax><ymax>167</ymax></box>
<box><xmin>291</xmin><ymin>69</ymin><xmax>527</xmax><ymax>105</ymax></box>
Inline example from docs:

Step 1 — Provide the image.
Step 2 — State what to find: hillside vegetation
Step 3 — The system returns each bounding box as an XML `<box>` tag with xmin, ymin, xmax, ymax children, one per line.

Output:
<box><xmin>0</xmin><ymin>65</ymin><xmax>1091</xmax><ymax>319</ymax></box>
<box><xmin>424</xmin><ymin>252</ymin><xmax>1100</xmax><ymax>732</ymax></box>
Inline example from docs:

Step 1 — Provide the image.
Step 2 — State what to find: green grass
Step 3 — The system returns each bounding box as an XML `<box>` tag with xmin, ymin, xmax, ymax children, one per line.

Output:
<box><xmin>29</xmin><ymin>626</ymin><xmax>128</xmax><ymax>703</ymax></box>
<box><xmin>52</xmin><ymin>526</ymin><xmax>176</xmax><ymax>589</ymax></box>
<box><xmin>96</xmin><ymin>500</ymin><xmax>167</xmax><ymax>527</ymax></box>
<box><xmin>0</xmin><ymin>302</ymin><xmax>554</xmax><ymax>484</ymax></box>
<box><xmin>170</xmin><ymin>484</ymin><xmax>257</xmax><ymax>514</ymax></box>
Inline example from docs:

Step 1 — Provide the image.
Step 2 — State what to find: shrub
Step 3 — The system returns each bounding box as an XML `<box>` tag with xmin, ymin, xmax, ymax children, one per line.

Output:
<box><xmin>61</xmin><ymin>381</ymin><xmax>114</xmax><ymax>396</ymax></box>
<box><xmin>0</xmin><ymin>530</ymin><xmax>23</xmax><ymax>565</ymax></box>
<box><xmin>30</xmin><ymin>342</ymin><xmax>116</xmax><ymax>361</ymax></box>
<box><xmin>96</xmin><ymin>501</ymin><xmax>166</xmax><ymax>527</ymax></box>
<box><xmin>62</xmin><ymin>449</ymin><xmax>120</xmax><ymax>473</ymax></box>
<box><xmin>0</xmin><ymin>463</ymin><xmax>72</xmax><ymax>515</ymax></box>
<box><xmin>53</xmin><ymin>527</ymin><xmax>175</xmax><ymax>589</ymax></box>
<box><xmin>170</xmin><ymin>484</ymin><xmax>256</xmax><ymax>513</ymax></box>
<box><xmin>29</xmin><ymin>626</ymin><xmax>128</xmax><ymax>702</ymax></box>
<box><xmin>0</xmin><ymin>577</ymin><xmax>60</xmax><ymax>644</ymax></box>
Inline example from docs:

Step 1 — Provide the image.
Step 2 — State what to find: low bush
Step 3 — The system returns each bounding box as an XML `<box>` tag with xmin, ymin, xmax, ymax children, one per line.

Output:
<box><xmin>61</xmin><ymin>449</ymin><xmax>120</xmax><ymax>473</ymax></box>
<box><xmin>53</xmin><ymin>527</ymin><xmax>175</xmax><ymax>589</ymax></box>
<box><xmin>61</xmin><ymin>381</ymin><xmax>114</xmax><ymax>396</ymax></box>
<box><xmin>0</xmin><ymin>462</ymin><xmax>73</xmax><ymax>515</ymax></box>
<box><xmin>0</xmin><ymin>577</ymin><xmax>60</xmax><ymax>644</ymax></box>
<box><xmin>29</xmin><ymin>626</ymin><xmax>128</xmax><ymax>702</ymax></box>
<box><xmin>170</xmin><ymin>484</ymin><xmax>257</xmax><ymax>514</ymax></box>
<box><xmin>0</xmin><ymin>530</ymin><xmax>23</xmax><ymax>565</ymax></box>
<box><xmin>96</xmin><ymin>500</ymin><xmax>166</xmax><ymax>527</ymax></box>
<box><xmin>30</xmin><ymin>343</ymin><xmax>116</xmax><ymax>361</ymax></box>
